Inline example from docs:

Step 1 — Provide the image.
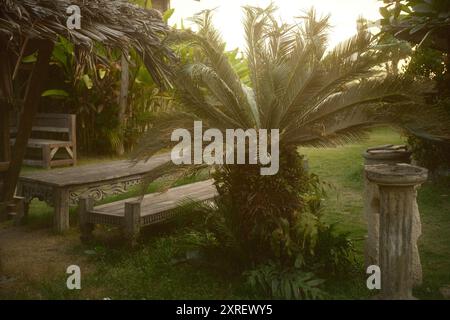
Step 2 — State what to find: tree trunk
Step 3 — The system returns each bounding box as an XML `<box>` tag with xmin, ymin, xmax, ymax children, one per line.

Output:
<box><xmin>117</xmin><ymin>53</ymin><xmax>129</xmax><ymax>156</ymax></box>
<box><xmin>0</xmin><ymin>47</ymin><xmax>12</xmax><ymax>165</ymax></box>
<box><xmin>2</xmin><ymin>41</ymin><xmax>54</xmax><ymax>203</ymax></box>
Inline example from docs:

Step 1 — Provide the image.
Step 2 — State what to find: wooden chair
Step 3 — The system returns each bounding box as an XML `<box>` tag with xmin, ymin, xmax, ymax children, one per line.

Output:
<box><xmin>10</xmin><ymin>113</ymin><xmax>77</xmax><ymax>169</ymax></box>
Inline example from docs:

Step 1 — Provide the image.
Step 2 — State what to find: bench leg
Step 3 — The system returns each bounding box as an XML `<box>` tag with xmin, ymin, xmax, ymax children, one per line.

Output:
<box><xmin>124</xmin><ymin>201</ymin><xmax>141</xmax><ymax>248</ymax></box>
<box><xmin>0</xmin><ymin>202</ymin><xmax>7</xmax><ymax>222</ymax></box>
<box><xmin>15</xmin><ymin>182</ymin><xmax>29</xmax><ymax>225</ymax></box>
<box><xmin>79</xmin><ymin>197</ymin><xmax>95</xmax><ymax>243</ymax></box>
<box><xmin>54</xmin><ymin>188</ymin><xmax>70</xmax><ymax>233</ymax></box>
<box><xmin>70</xmin><ymin>146</ymin><xmax>77</xmax><ymax>167</ymax></box>
<box><xmin>12</xmin><ymin>197</ymin><xmax>25</xmax><ymax>226</ymax></box>
<box><xmin>22</xmin><ymin>201</ymin><xmax>30</xmax><ymax>224</ymax></box>
<box><xmin>0</xmin><ymin>197</ymin><xmax>24</xmax><ymax>225</ymax></box>
<box><xmin>42</xmin><ymin>145</ymin><xmax>51</xmax><ymax>169</ymax></box>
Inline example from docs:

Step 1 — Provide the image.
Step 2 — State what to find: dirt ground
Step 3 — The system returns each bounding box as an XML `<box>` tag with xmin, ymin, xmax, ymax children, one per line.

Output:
<box><xmin>0</xmin><ymin>223</ymin><xmax>92</xmax><ymax>298</ymax></box>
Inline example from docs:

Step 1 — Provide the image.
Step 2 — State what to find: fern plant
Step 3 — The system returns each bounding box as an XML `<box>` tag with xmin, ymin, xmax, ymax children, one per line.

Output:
<box><xmin>245</xmin><ymin>261</ymin><xmax>325</xmax><ymax>300</ymax></box>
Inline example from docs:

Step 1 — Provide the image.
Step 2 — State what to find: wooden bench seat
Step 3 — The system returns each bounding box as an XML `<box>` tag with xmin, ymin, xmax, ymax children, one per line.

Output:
<box><xmin>10</xmin><ymin>126</ymin><xmax>70</xmax><ymax>134</ymax></box>
<box><xmin>79</xmin><ymin>179</ymin><xmax>217</xmax><ymax>246</ymax></box>
<box><xmin>10</xmin><ymin>138</ymin><xmax>73</xmax><ymax>148</ymax></box>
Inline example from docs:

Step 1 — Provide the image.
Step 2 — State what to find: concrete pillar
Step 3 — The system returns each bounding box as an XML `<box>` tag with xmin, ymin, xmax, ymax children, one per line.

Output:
<box><xmin>366</xmin><ymin>164</ymin><xmax>427</xmax><ymax>299</ymax></box>
<box><xmin>362</xmin><ymin>145</ymin><xmax>422</xmax><ymax>286</ymax></box>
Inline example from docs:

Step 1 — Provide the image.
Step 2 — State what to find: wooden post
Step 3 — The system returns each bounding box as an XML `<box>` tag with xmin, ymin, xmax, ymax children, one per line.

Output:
<box><xmin>15</xmin><ymin>181</ymin><xmax>29</xmax><ymax>224</ymax></box>
<box><xmin>0</xmin><ymin>109</ymin><xmax>10</xmax><ymax>164</ymax></box>
<box><xmin>42</xmin><ymin>145</ymin><xmax>51</xmax><ymax>169</ymax></box>
<box><xmin>2</xmin><ymin>41</ymin><xmax>54</xmax><ymax>203</ymax></box>
<box><xmin>0</xmin><ymin>202</ymin><xmax>6</xmax><ymax>222</ymax></box>
<box><xmin>68</xmin><ymin>114</ymin><xmax>77</xmax><ymax>166</ymax></box>
<box><xmin>12</xmin><ymin>196</ymin><xmax>24</xmax><ymax>226</ymax></box>
<box><xmin>0</xmin><ymin>48</ymin><xmax>13</xmax><ymax>103</ymax></box>
<box><xmin>79</xmin><ymin>197</ymin><xmax>94</xmax><ymax>243</ymax></box>
<box><xmin>124</xmin><ymin>201</ymin><xmax>141</xmax><ymax>247</ymax></box>
<box><xmin>0</xmin><ymin>45</ymin><xmax>13</xmax><ymax>221</ymax></box>
<box><xmin>54</xmin><ymin>187</ymin><xmax>70</xmax><ymax>233</ymax></box>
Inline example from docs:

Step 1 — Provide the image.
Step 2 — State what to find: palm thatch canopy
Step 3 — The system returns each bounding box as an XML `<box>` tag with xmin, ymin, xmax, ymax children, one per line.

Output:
<box><xmin>0</xmin><ymin>0</ymin><xmax>175</xmax><ymax>87</ymax></box>
<box><xmin>0</xmin><ymin>0</ymin><xmax>176</xmax><ymax>208</ymax></box>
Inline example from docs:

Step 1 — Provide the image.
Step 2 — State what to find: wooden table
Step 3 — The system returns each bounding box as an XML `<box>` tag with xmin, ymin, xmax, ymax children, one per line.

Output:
<box><xmin>16</xmin><ymin>153</ymin><xmax>171</xmax><ymax>232</ymax></box>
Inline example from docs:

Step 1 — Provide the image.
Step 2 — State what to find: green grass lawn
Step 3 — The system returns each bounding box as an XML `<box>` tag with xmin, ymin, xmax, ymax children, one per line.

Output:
<box><xmin>7</xmin><ymin>127</ymin><xmax>450</xmax><ymax>300</ymax></box>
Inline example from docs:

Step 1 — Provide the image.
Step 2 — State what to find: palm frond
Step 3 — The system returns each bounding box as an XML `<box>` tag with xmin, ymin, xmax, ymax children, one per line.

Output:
<box><xmin>182</xmin><ymin>62</ymin><xmax>250</xmax><ymax>127</ymax></box>
<box><xmin>298</xmin><ymin>76</ymin><xmax>432</xmax><ymax>128</ymax></box>
<box><xmin>170</xmin><ymin>10</ymin><xmax>256</xmax><ymax>127</ymax></box>
<box><xmin>131</xmin><ymin>111</ymin><xmax>199</xmax><ymax>161</ymax></box>
<box><xmin>175</xmin><ymin>68</ymin><xmax>244</xmax><ymax>129</ymax></box>
<box><xmin>135</xmin><ymin>5</ymin><xmax>450</xmax><ymax>168</ymax></box>
<box><xmin>243</xmin><ymin>4</ymin><xmax>276</xmax><ymax>114</ymax></box>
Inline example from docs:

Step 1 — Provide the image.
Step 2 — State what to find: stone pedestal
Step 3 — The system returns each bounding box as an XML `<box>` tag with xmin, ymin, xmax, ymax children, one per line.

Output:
<box><xmin>362</xmin><ymin>145</ymin><xmax>412</xmax><ymax>166</ymax></box>
<box><xmin>362</xmin><ymin>145</ymin><xmax>422</xmax><ymax>286</ymax></box>
<box><xmin>366</xmin><ymin>164</ymin><xmax>427</xmax><ymax>300</ymax></box>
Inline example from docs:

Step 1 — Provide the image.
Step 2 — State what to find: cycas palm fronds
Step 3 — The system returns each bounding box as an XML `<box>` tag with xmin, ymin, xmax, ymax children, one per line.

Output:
<box><xmin>136</xmin><ymin>5</ymin><xmax>449</xmax><ymax>163</ymax></box>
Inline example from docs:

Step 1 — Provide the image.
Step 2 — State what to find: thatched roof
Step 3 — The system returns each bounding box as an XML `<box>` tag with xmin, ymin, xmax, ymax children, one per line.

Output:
<box><xmin>0</xmin><ymin>0</ymin><xmax>176</xmax><ymax>86</ymax></box>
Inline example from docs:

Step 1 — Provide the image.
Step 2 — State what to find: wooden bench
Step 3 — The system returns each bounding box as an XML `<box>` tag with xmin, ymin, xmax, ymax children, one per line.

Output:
<box><xmin>17</xmin><ymin>153</ymin><xmax>172</xmax><ymax>232</ymax></box>
<box><xmin>10</xmin><ymin>113</ymin><xmax>76</xmax><ymax>169</ymax></box>
<box><xmin>78</xmin><ymin>179</ymin><xmax>217</xmax><ymax>246</ymax></box>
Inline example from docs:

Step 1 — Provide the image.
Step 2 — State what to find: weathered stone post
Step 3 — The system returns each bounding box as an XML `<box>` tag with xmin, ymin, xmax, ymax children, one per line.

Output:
<box><xmin>362</xmin><ymin>145</ymin><xmax>422</xmax><ymax>286</ymax></box>
<box><xmin>365</xmin><ymin>164</ymin><xmax>427</xmax><ymax>300</ymax></box>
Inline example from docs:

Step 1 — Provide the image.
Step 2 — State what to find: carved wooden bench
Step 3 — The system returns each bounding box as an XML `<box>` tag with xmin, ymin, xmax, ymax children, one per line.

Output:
<box><xmin>10</xmin><ymin>113</ymin><xmax>76</xmax><ymax>169</ymax></box>
<box><xmin>17</xmin><ymin>153</ymin><xmax>172</xmax><ymax>232</ymax></box>
<box><xmin>78</xmin><ymin>179</ymin><xmax>217</xmax><ymax>246</ymax></box>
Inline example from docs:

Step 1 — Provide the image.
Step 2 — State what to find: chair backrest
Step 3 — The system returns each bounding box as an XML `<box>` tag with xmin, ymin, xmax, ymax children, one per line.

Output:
<box><xmin>10</xmin><ymin>113</ymin><xmax>76</xmax><ymax>142</ymax></box>
<box><xmin>32</xmin><ymin>113</ymin><xmax>74</xmax><ymax>129</ymax></box>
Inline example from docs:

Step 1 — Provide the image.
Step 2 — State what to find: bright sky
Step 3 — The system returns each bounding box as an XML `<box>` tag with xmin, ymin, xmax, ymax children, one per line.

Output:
<box><xmin>169</xmin><ymin>0</ymin><xmax>382</xmax><ymax>51</ymax></box>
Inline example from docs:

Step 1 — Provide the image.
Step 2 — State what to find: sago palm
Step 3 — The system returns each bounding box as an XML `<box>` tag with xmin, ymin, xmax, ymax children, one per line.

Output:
<box><xmin>134</xmin><ymin>6</ymin><xmax>447</xmax><ymax>265</ymax></box>
<box><xmin>136</xmin><ymin>5</ymin><xmax>447</xmax><ymax>159</ymax></box>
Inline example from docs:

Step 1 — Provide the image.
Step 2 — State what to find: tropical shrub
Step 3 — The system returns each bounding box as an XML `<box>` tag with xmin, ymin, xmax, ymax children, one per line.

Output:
<box><xmin>245</xmin><ymin>261</ymin><xmax>325</xmax><ymax>300</ymax></box>
<box><xmin>171</xmin><ymin>169</ymin><xmax>354</xmax><ymax>300</ymax></box>
<box><xmin>404</xmin><ymin>48</ymin><xmax>450</xmax><ymax>172</ymax></box>
<box><xmin>380</xmin><ymin>0</ymin><xmax>450</xmax><ymax>173</ymax></box>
